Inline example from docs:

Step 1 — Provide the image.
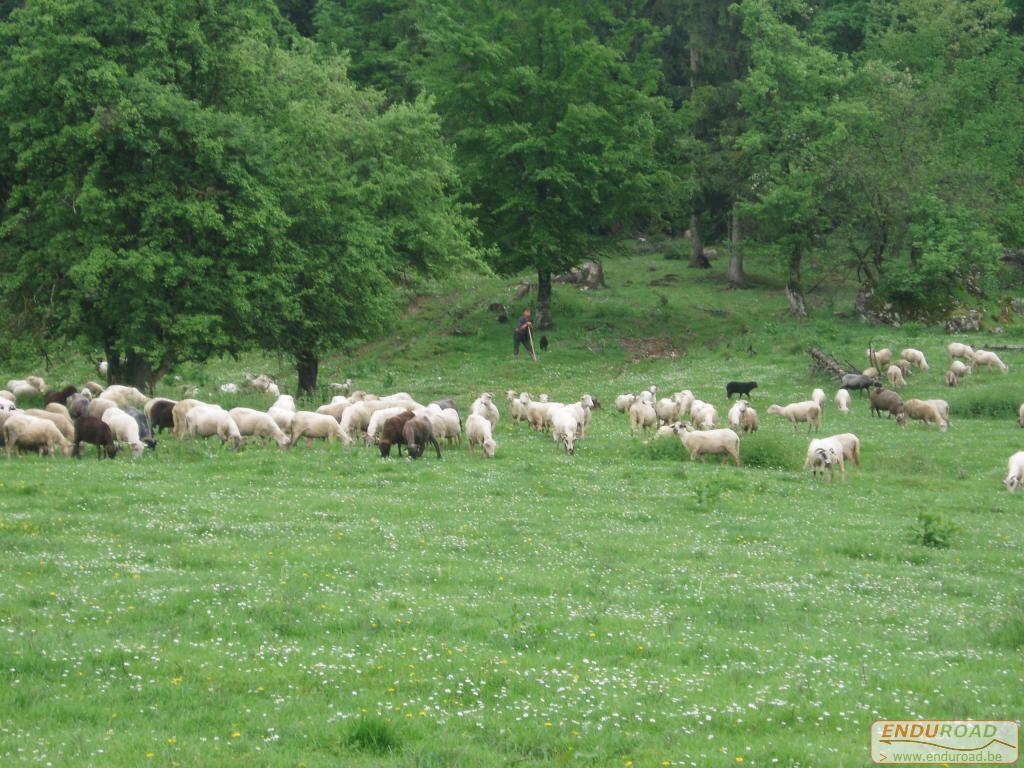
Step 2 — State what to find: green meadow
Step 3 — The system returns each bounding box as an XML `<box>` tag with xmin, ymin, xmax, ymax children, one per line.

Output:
<box><xmin>1</xmin><ymin>247</ymin><xmax>1022</xmax><ymax>767</ymax></box>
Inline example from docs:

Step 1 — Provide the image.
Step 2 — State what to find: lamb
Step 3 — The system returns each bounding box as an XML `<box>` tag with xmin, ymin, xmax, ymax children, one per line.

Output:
<box><xmin>99</xmin><ymin>385</ymin><xmax>150</xmax><ymax>408</ymax></box>
<box><xmin>868</xmin><ymin>387</ymin><xmax>906</xmax><ymax>424</ymax></box>
<box><xmin>740</xmin><ymin>406</ymin><xmax>758</xmax><ymax>434</ymax></box>
<box><xmin>671</xmin><ymin>424</ymin><xmax>741</xmax><ymax>465</ymax></box>
<box><xmin>1003</xmin><ymin>451</ymin><xmax>1024</xmax><ymax>491</ymax></box>
<box><xmin>68</xmin><ymin>392</ymin><xmax>93</xmax><ymax>419</ymax></box>
<box><xmin>925</xmin><ymin>399</ymin><xmax>950</xmax><ymax>428</ymax></box>
<box><xmin>766</xmin><ymin>401</ymin><xmax>822</xmax><ymax>432</ymax></box>
<box><xmin>378</xmin><ymin>411</ymin><xmax>417</xmax><ymax>457</ymax></box>
<box><xmin>728</xmin><ymin>401</ymin><xmax>758</xmax><ymax>434</ymax></box>
<box><xmin>147</xmin><ymin>399</ymin><xmax>177</xmax><ymax>433</ymax></box>
<box><xmin>841</xmin><ymin>373</ymin><xmax>877</xmax><ymax>393</ymax></box>
<box><xmin>903</xmin><ymin>399</ymin><xmax>947</xmax><ymax>431</ymax></box>
<box><xmin>185</xmin><ymin>406</ymin><xmax>243</xmax><ymax>451</ymax></box>
<box><xmin>469</xmin><ymin>393</ymin><xmax>500</xmax><ymax>428</ymax></box>
<box><xmin>73</xmin><ymin>415</ymin><xmax>118</xmax><ymax>459</ymax></box>
<box><xmin>23</xmin><ymin>408</ymin><xmax>75</xmax><ymax>441</ymax></box>
<box><xmin>866</xmin><ymin>348</ymin><xmax>892</xmax><ymax>367</ymax></box>
<box><xmin>4</xmin><ymin>413</ymin><xmax>73</xmax><ymax>458</ymax></box>
<box><xmin>465</xmin><ymin>413</ymin><xmax>498</xmax><ymax>458</ymax></box>
<box><xmin>290</xmin><ymin>411</ymin><xmax>345</xmax><ymax>447</ymax></box>
<box><xmin>972</xmin><ymin>350</ymin><xmax>1008</xmax><ymax>373</ymax></box>
<box><xmin>506</xmin><ymin>390</ymin><xmax>527</xmax><ymax>424</ymax></box>
<box><xmin>229</xmin><ymin>408</ymin><xmax>291</xmax><ymax>449</ymax></box>
<box><xmin>43</xmin><ymin>385</ymin><xmax>77</xmax><ymax>407</ymax></box>
<box><xmin>827</xmin><ymin>432</ymin><xmax>861</xmax><ymax>467</ymax></box>
<box><xmin>835</xmin><ymin>389</ymin><xmax>851</xmax><ymax>414</ymax></box>
<box><xmin>629</xmin><ymin>401</ymin><xmax>657</xmax><ymax>433</ymax></box>
<box><xmin>900</xmin><ymin>348</ymin><xmax>929</xmax><ymax>371</ymax></box>
<box><xmin>689</xmin><ymin>400</ymin><xmax>719</xmax><ymax>430</ymax></box>
<box><xmin>403</xmin><ymin>416</ymin><xmax>442</xmax><ymax>459</ymax></box>
<box><xmin>886</xmin><ymin>365</ymin><xmax>907</xmax><ymax>388</ymax></box>
<box><xmin>725</xmin><ymin>381</ymin><xmax>757</xmax><ymax>399</ymax></box>
<box><xmin>86</xmin><ymin>398</ymin><xmax>120</xmax><ymax>420</ymax></box>
<box><xmin>614</xmin><ymin>394</ymin><xmax>636</xmax><ymax>413</ymax></box>
<box><xmin>101</xmin><ymin>407</ymin><xmax>149</xmax><ymax>457</ymax></box>
<box><xmin>948</xmin><ymin>342</ymin><xmax>975</xmax><ymax>362</ymax></box>
<box><xmin>5</xmin><ymin>378</ymin><xmax>45</xmax><ymax>398</ymax></box>
<box><xmin>950</xmin><ymin>360</ymin><xmax>971</xmax><ymax>380</ymax></box>
<box><xmin>805</xmin><ymin>437</ymin><xmax>845</xmax><ymax>481</ymax></box>
<box><xmin>811</xmin><ymin>388</ymin><xmax>826</xmax><ymax>410</ymax></box>
<box><xmin>655</xmin><ymin>422</ymin><xmax>683</xmax><ymax>439</ymax></box>
<box><xmin>727</xmin><ymin>400</ymin><xmax>747</xmax><ymax>430</ymax></box>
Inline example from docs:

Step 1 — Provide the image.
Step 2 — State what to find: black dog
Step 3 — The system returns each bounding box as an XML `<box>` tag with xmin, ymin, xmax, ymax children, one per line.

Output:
<box><xmin>539</xmin><ymin>335</ymin><xmax>549</xmax><ymax>352</ymax></box>
<box><xmin>726</xmin><ymin>381</ymin><xmax>758</xmax><ymax>399</ymax></box>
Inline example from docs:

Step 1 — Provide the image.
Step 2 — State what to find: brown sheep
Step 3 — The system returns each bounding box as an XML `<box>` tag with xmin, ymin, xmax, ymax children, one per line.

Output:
<box><xmin>73</xmin><ymin>416</ymin><xmax>119</xmax><ymax>459</ymax></box>
<box><xmin>869</xmin><ymin>386</ymin><xmax>906</xmax><ymax>425</ymax></box>
<box><xmin>403</xmin><ymin>416</ymin><xmax>442</xmax><ymax>460</ymax></box>
<box><xmin>43</xmin><ymin>385</ymin><xmax>77</xmax><ymax>407</ymax></box>
<box><xmin>379</xmin><ymin>411</ymin><xmax>417</xmax><ymax>458</ymax></box>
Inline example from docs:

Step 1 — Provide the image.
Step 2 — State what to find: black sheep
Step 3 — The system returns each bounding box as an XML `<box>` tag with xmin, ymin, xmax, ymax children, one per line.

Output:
<box><xmin>148</xmin><ymin>399</ymin><xmax>176</xmax><ymax>433</ymax></box>
<box><xmin>43</xmin><ymin>385</ymin><xmax>77</xmax><ymax>407</ymax></box>
<box><xmin>539</xmin><ymin>335</ymin><xmax>549</xmax><ymax>352</ymax></box>
<box><xmin>725</xmin><ymin>381</ymin><xmax>758</xmax><ymax>399</ymax></box>
<box><xmin>73</xmin><ymin>416</ymin><xmax>118</xmax><ymax>459</ymax></box>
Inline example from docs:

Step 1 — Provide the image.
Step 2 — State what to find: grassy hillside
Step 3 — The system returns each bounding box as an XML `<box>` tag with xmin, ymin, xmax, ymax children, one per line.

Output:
<box><xmin>1</xmin><ymin>246</ymin><xmax>1022</xmax><ymax>767</ymax></box>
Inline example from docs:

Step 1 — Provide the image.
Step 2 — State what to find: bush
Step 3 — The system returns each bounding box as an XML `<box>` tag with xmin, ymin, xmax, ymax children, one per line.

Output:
<box><xmin>913</xmin><ymin>511</ymin><xmax>959</xmax><ymax>549</ymax></box>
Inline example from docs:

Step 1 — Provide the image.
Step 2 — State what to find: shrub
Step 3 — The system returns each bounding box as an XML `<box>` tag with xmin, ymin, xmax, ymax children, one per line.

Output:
<box><xmin>913</xmin><ymin>511</ymin><xmax>959</xmax><ymax>549</ymax></box>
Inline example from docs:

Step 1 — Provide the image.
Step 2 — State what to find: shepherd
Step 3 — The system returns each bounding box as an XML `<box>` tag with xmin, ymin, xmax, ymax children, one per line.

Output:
<box><xmin>513</xmin><ymin>307</ymin><xmax>537</xmax><ymax>362</ymax></box>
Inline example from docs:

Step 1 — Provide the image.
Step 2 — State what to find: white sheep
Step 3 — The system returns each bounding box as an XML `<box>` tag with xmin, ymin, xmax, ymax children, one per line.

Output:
<box><xmin>614</xmin><ymin>393</ymin><xmax>636</xmax><ymax>413</ymax></box>
<box><xmin>655</xmin><ymin>397</ymin><xmax>681</xmax><ymax>426</ymax></box>
<box><xmin>24</xmin><ymin>408</ymin><xmax>74</xmax><ymax>441</ymax></box>
<box><xmin>972</xmin><ymin>350</ymin><xmax>1008</xmax><ymax>373</ymax></box>
<box><xmin>897</xmin><ymin>359</ymin><xmax>912</xmax><ymax>379</ymax></box>
<box><xmin>45</xmin><ymin>402</ymin><xmax>71</xmax><ymax>419</ymax></box>
<box><xmin>950</xmin><ymin>360</ymin><xmax>971</xmax><ymax>378</ymax></box>
<box><xmin>100</xmin><ymin>385</ymin><xmax>150</xmax><ymax>408</ymax></box>
<box><xmin>268</xmin><ymin>406</ymin><xmax>296</xmax><ymax>433</ymax></box>
<box><xmin>672</xmin><ymin>390</ymin><xmax>695</xmax><ymax>417</ymax></box>
<box><xmin>671</xmin><ymin>424</ymin><xmax>741</xmax><ymax>465</ymax></box>
<box><xmin>628</xmin><ymin>401</ymin><xmax>657</xmax><ymax>433</ymax></box>
<box><xmin>811</xmin><ymin>388</ymin><xmax>826</xmax><ymax>410</ymax></box>
<box><xmin>655</xmin><ymin>422</ymin><xmax>682</xmax><ymax>439</ymax></box>
<box><xmin>902</xmin><ymin>399</ymin><xmax>947</xmax><ymax>432</ymax></box>
<box><xmin>330</xmin><ymin>379</ymin><xmax>353</xmax><ymax>394</ymax></box>
<box><xmin>766</xmin><ymin>401</ymin><xmax>822</xmax><ymax>432</ymax></box>
<box><xmin>3</xmin><ymin>413</ymin><xmax>73</xmax><ymax>458</ymax></box>
<box><xmin>689</xmin><ymin>400</ymin><xmax>719</xmax><ymax>430</ymax></box>
<box><xmin>0</xmin><ymin>390</ymin><xmax>15</xmax><ymax>403</ymax></box>
<box><xmin>925</xmin><ymin>399</ymin><xmax>950</xmax><ymax>429</ymax></box>
<box><xmin>506</xmin><ymin>390</ymin><xmax>527</xmax><ymax>424</ymax></box>
<box><xmin>365</xmin><ymin>406</ymin><xmax>411</xmax><ymax>445</ymax></box>
<box><xmin>551</xmin><ymin>408</ymin><xmax>580</xmax><ymax>454</ymax></box>
<box><xmin>527</xmin><ymin>398</ymin><xmax>560</xmax><ymax>432</ymax></box>
<box><xmin>862</xmin><ymin>367</ymin><xmax>880</xmax><ymax>379</ymax></box>
<box><xmin>290</xmin><ymin>411</ymin><xmax>345</xmax><ymax>446</ymax></box>
<box><xmin>886</xmin><ymin>365</ymin><xmax>907</xmax><ymax>388</ymax></box>
<box><xmin>82</xmin><ymin>381</ymin><xmax>105</xmax><ymax>396</ymax></box>
<box><xmin>5</xmin><ymin>378</ymin><xmax>45</xmax><ymax>398</ymax></box>
<box><xmin>338</xmin><ymin>400</ymin><xmax>377</xmax><ymax>444</ymax></box>
<box><xmin>900</xmin><ymin>348</ymin><xmax>929</xmax><ymax>371</ymax></box>
<box><xmin>316</xmin><ymin>397</ymin><xmax>350</xmax><ymax>422</ymax></box>
<box><xmin>0</xmin><ymin>396</ymin><xmax>16</xmax><ymax>411</ymax></box>
<box><xmin>271</xmin><ymin>394</ymin><xmax>297</xmax><ymax>412</ymax></box>
<box><xmin>865</xmin><ymin>348</ymin><xmax>892</xmax><ymax>367</ymax></box>
<box><xmin>98</xmin><ymin>360</ymin><xmax>109</xmax><ymax>376</ymax></box>
<box><xmin>469</xmin><ymin>393</ymin><xmax>500</xmax><ymax>428</ymax></box>
<box><xmin>727</xmin><ymin>400</ymin><xmax>747</xmax><ymax>430</ymax></box>
<box><xmin>172</xmin><ymin>399</ymin><xmax>220</xmax><ymax>437</ymax></box>
<box><xmin>948</xmin><ymin>342</ymin><xmax>975</xmax><ymax>362</ymax></box>
<box><xmin>465</xmin><ymin>413</ymin><xmax>497</xmax><ymax>457</ymax></box>
<box><xmin>834</xmin><ymin>389</ymin><xmax>851</xmax><ymax>414</ymax></box>
<box><xmin>740</xmin><ymin>406</ymin><xmax>758</xmax><ymax>435</ymax></box>
<box><xmin>228</xmin><ymin>407</ymin><xmax>290</xmax><ymax>449</ymax></box>
<box><xmin>438</xmin><ymin>408</ymin><xmax>463</xmax><ymax>447</ymax></box>
<box><xmin>86</xmin><ymin>397</ymin><xmax>121</xmax><ymax>420</ymax></box>
<box><xmin>826</xmin><ymin>432</ymin><xmax>861</xmax><ymax>467</ymax></box>
<box><xmin>186</xmin><ymin>406</ymin><xmax>243</xmax><ymax>450</ymax></box>
<box><xmin>1003</xmin><ymin>451</ymin><xmax>1024</xmax><ymax>491</ymax></box>
<box><xmin>1018</xmin><ymin>403</ymin><xmax>1024</xmax><ymax>428</ymax></box>
<box><xmin>805</xmin><ymin>437</ymin><xmax>845</xmax><ymax>481</ymax></box>
<box><xmin>102</xmin><ymin>407</ymin><xmax>149</xmax><ymax>457</ymax></box>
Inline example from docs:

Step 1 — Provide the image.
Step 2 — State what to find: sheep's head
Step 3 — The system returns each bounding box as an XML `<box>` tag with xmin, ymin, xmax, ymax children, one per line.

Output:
<box><xmin>519</xmin><ymin>392</ymin><xmax>532</xmax><ymax>404</ymax></box>
<box><xmin>895</xmin><ymin>410</ymin><xmax>907</xmax><ymax>427</ymax></box>
<box><xmin>144</xmin><ymin>437</ymin><xmax>157</xmax><ymax>450</ymax></box>
<box><xmin>105</xmin><ymin>443</ymin><xmax>119</xmax><ymax>459</ymax></box>
<box><xmin>480</xmin><ymin>393</ymin><xmax>493</xmax><ymax>405</ymax></box>
<box><xmin>580</xmin><ymin>394</ymin><xmax>594</xmax><ymax>409</ymax></box>
<box><xmin>379</xmin><ymin>440</ymin><xmax>392</xmax><ymax>458</ymax></box>
<box><xmin>1004</xmin><ymin>473</ymin><xmax>1020</xmax><ymax>492</ymax></box>
<box><xmin>483</xmin><ymin>438</ymin><xmax>497</xmax><ymax>458</ymax></box>
<box><xmin>407</xmin><ymin>443</ymin><xmax>423</xmax><ymax>460</ymax></box>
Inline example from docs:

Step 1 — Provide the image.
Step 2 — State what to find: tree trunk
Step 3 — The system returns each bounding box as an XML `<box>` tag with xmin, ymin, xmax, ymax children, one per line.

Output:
<box><xmin>108</xmin><ymin>350</ymin><xmax>154</xmax><ymax>390</ymax></box>
<box><xmin>687</xmin><ymin>214</ymin><xmax>705</xmax><ymax>267</ymax></box>
<box><xmin>727</xmin><ymin>203</ymin><xmax>745</xmax><ymax>287</ymax></box>
<box><xmin>296</xmin><ymin>352</ymin><xmax>319</xmax><ymax>395</ymax></box>
<box><xmin>536</xmin><ymin>269</ymin><xmax>553</xmax><ymax>330</ymax></box>
<box><xmin>786</xmin><ymin>249</ymin><xmax>807</xmax><ymax>318</ymax></box>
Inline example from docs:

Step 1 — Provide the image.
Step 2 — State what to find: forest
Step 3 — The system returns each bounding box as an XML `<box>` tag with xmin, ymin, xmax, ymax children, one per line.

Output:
<box><xmin>2</xmin><ymin>0</ymin><xmax>1023</xmax><ymax>389</ymax></box>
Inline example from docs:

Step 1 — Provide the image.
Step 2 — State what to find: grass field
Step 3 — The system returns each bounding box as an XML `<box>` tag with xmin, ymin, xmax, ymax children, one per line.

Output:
<box><xmin>1</xmin><ymin>245</ymin><xmax>1022</xmax><ymax>766</ymax></box>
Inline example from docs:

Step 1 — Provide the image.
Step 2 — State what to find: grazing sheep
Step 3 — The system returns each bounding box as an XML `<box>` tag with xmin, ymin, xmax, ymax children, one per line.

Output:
<box><xmin>862</xmin><ymin>367</ymin><xmax>880</xmax><ymax>379</ymax></box>
<box><xmin>766</xmin><ymin>401</ymin><xmax>822</xmax><ymax>432</ymax></box>
<box><xmin>172</xmin><ymin>399</ymin><xmax>219</xmax><ymax>437</ymax></box>
<box><xmin>805</xmin><ymin>437</ymin><xmax>845</xmax><ymax>481</ymax></box>
<box><xmin>290</xmin><ymin>411</ymin><xmax>344</xmax><ymax>447</ymax></box>
<box><xmin>868</xmin><ymin>387</ymin><xmax>906</xmax><ymax>424</ymax></box>
<box><xmin>403</xmin><ymin>416</ymin><xmax>442</xmax><ymax>460</ymax></box>
<box><xmin>438</xmin><ymin>408</ymin><xmax>463</xmax><ymax>447</ymax></box>
<box><xmin>44</xmin><ymin>402</ymin><xmax>71</xmax><ymax>420</ymax></box>
<box><xmin>841</xmin><ymin>373</ymin><xmax>877</xmax><ymax>393</ymax></box>
<box><xmin>1003</xmin><ymin>451</ymin><xmax>1024</xmax><ymax>491</ymax></box>
<box><xmin>629</xmin><ymin>400</ymin><xmax>657</xmax><ymax>433</ymax></box>
<box><xmin>835</xmin><ymin>389</ymin><xmax>851</xmax><ymax>414</ymax></box>
<box><xmin>903</xmin><ymin>399</ymin><xmax>947</xmax><ymax>431</ymax></box>
<box><xmin>466</xmin><ymin>413</ymin><xmax>498</xmax><ymax>458</ymax></box>
<box><xmin>86</xmin><ymin>397</ymin><xmax>120</xmax><ymax>420</ymax></box>
<box><xmin>866</xmin><ymin>348</ymin><xmax>893</xmax><ymax>367</ymax></box>
<box><xmin>950</xmin><ymin>360</ymin><xmax>971</xmax><ymax>379</ymax></box>
<box><xmin>944</xmin><ymin>370</ymin><xmax>958</xmax><ymax>387</ymax></box>
<box><xmin>900</xmin><ymin>348</ymin><xmax>929</xmax><ymax>371</ymax></box>
<box><xmin>671</xmin><ymin>424</ymin><xmax>741</xmax><ymax>465</ymax></box>
<box><xmin>229</xmin><ymin>408</ymin><xmax>290</xmax><ymax>449</ymax></box>
<box><xmin>469</xmin><ymin>393</ymin><xmax>500</xmax><ymax>428</ymax></box>
<box><xmin>925</xmin><ymin>399</ymin><xmax>950</xmax><ymax>428</ymax></box>
<box><xmin>811</xmin><ymin>388</ymin><xmax>826</xmax><ymax>410</ymax></box>
<box><xmin>526</xmin><ymin>398</ymin><xmax>561</xmax><ymax>431</ymax></box>
<box><xmin>23</xmin><ymin>409</ymin><xmax>75</xmax><ymax>441</ymax></box>
<box><xmin>378</xmin><ymin>411</ymin><xmax>417</xmax><ymax>457</ymax></box>
<box><xmin>828</xmin><ymin>432</ymin><xmax>861</xmax><ymax>467</ymax></box>
<box><xmin>100</xmin><ymin>408</ymin><xmax>147</xmax><ymax>457</ymax></box>
<box><xmin>185</xmin><ymin>406</ymin><xmax>243</xmax><ymax>451</ymax></box>
<box><xmin>886</xmin><ymin>365</ymin><xmax>907</xmax><ymax>388</ymax></box>
<box><xmin>124</xmin><ymin>407</ymin><xmax>157</xmax><ymax>449</ymax></box>
<box><xmin>614</xmin><ymin>393</ymin><xmax>636</xmax><ymax>413</ymax></box>
<box><xmin>147</xmin><ymin>399</ymin><xmax>176</xmax><ymax>433</ymax></box>
<box><xmin>4</xmin><ymin>413</ymin><xmax>72</xmax><ymax>458</ymax></box>
<box><xmin>948</xmin><ymin>342</ymin><xmax>975</xmax><ymax>362</ymax></box>
<box><xmin>271</xmin><ymin>394</ymin><xmax>297</xmax><ymax>412</ymax></box>
<box><xmin>365</xmin><ymin>406</ymin><xmax>411</xmax><ymax>446</ymax></box>
<box><xmin>43</xmin><ymin>386</ymin><xmax>77</xmax><ymax>407</ymax></box>
<box><xmin>551</xmin><ymin>408</ymin><xmax>580</xmax><ymax>454</ymax></box>
<box><xmin>82</xmin><ymin>381</ymin><xmax>105</xmax><ymax>396</ymax></box>
<box><xmin>725</xmin><ymin>381</ymin><xmax>758</xmax><ymax>399</ymax></box>
<box><xmin>100</xmin><ymin>385</ymin><xmax>149</xmax><ymax>408</ymax></box>
<box><xmin>972</xmin><ymin>350</ymin><xmax>1008</xmax><ymax>373</ymax></box>
<box><xmin>655</xmin><ymin>422</ymin><xmax>683</xmax><ymax>439</ymax></box>
<box><xmin>655</xmin><ymin>397</ymin><xmax>681</xmax><ymax>426</ymax></box>
<box><xmin>244</xmin><ymin>373</ymin><xmax>279</xmax><ymax>397</ymax></box>
<box><xmin>330</xmin><ymin>379</ymin><xmax>353</xmax><ymax>395</ymax></box>
<box><xmin>338</xmin><ymin>400</ymin><xmax>377</xmax><ymax>444</ymax></box>
<box><xmin>689</xmin><ymin>400</ymin><xmax>719</xmax><ymax>430</ymax></box>
<box><xmin>6</xmin><ymin>378</ymin><xmax>44</xmax><ymax>398</ymax></box>
<box><xmin>73</xmin><ymin>416</ymin><xmax>118</xmax><ymax>459</ymax></box>
<box><xmin>897</xmin><ymin>359</ymin><xmax>912</xmax><ymax>378</ymax></box>
<box><xmin>67</xmin><ymin>393</ymin><xmax>92</xmax><ymax>419</ymax></box>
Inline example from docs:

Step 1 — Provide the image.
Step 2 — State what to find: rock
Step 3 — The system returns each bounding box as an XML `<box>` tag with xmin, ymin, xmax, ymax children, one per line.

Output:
<box><xmin>945</xmin><ymin>309</ymin><xmax>982</xmax><ymax>333</ymax></box>
<box><xmin>554</xmin><ymin>260</ymin><xmax>607</xmax><ymax>289</ymax></box>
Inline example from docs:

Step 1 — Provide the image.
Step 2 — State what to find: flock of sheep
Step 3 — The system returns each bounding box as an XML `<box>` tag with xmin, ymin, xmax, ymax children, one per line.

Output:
<box><xmin>2</xmin><ymin>341</ymin><xmax>1023</xmax><ymax>489</ymax></box>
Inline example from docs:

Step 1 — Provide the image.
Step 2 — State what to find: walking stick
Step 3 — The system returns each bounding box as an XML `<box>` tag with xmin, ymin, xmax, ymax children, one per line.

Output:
<box><xmin>526</xmin><ymin>326</ymin><xmax>538</xmax><ymax>362</ymax></box>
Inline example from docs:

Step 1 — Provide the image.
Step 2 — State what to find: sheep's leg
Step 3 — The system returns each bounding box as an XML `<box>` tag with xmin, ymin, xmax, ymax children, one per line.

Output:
<box><xmin>430</xmin><ymin>437</ymin><xmax>442</xmax><ymax>459</ymax></box>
